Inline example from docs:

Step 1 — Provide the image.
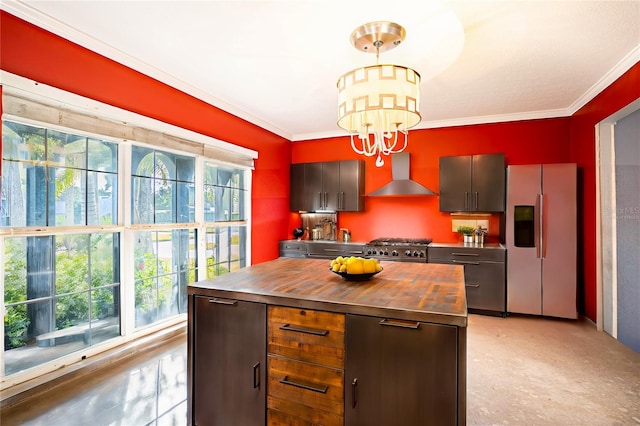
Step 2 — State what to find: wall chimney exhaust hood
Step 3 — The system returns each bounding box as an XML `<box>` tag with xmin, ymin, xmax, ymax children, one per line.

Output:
<box><xmin>367</xmin><ymin>152</ymin><xmax>438</xmax><ymax>196</ymax></box>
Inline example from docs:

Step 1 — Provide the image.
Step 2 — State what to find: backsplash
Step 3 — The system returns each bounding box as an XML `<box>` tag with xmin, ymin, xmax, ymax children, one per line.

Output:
<box><xmin>451</xmin><ymin>214</ymin><xmax>490</xmax><ymax>234</ymax></box>
<box><xmin>299</xmin><ymin>213</ymin><xmax>337</xmax><ymax>240</ymax></box>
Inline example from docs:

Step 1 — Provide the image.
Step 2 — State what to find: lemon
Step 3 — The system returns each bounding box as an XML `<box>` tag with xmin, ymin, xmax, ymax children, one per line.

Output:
<box><xmin>363</xmin><ymin>258</ymin><xmax>377</xmax><ymax>274</ymax></box>
<box><xmin>346</xmin><ymin>257</ymin><xmax>365</xmax><ymax>274</ymax></box>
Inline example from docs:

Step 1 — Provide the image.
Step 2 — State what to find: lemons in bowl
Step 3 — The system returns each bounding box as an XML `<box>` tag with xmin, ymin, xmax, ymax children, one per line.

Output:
<box><xmin>330</xmin><ymin>256</ymin><xmax>382</xmax><ymax>281</ymax></box>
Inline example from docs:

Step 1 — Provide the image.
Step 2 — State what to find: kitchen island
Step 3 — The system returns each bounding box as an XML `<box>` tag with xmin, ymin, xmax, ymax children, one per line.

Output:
<box><xmin>187</xmin><ymin>257</ymin><xmax>467</xmax><ymax>425</ymax></box>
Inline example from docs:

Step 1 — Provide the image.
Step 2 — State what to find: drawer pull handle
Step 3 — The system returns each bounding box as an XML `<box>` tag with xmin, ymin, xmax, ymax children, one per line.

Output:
<box><xmin>323</xmin><ymin>248</ymin><xmax>340</xmax><ymax>252</ymax></box>
<box><xmin>280</xmin><ymin>376</ymin><xmax>328</xmax><ymax>394</ymax></box>
<box><xmin>280</xmin><ymin>324</ymin><xmax>329</xmax><ymax>336</ymax></box>
<box><xmin>452</xmin><ymin>260</ymin><xmax>480</xmax><ymax>266</ymax></box>
<box><xmin>351</xmin><ymin>377</ymin><xmax>358</xmax><ymax>408</ymax></box>
<box><xmin>379</xmin><ymin>319</ymin><xmax>420</xmax><ymax>329</ymax></box>
<box><xmin>253</xmin><ymin>362</ymin><xmax>260</xmax><ymax>389</ymax></box>
<box><xmin>452</xmin><ymin>252</ymin><xmax>479</xmax><ymax>257</ymax></box>
<box><xmin>351</xmin><ymin>378</ymin><xmax>358</xmax><ymax>408</ymax></box>
<box><xmin>208</xmin><ymin>298</ymin><xmax>238</xmax><ymax>306</ymax></box>
<box><xmin>465</xmin><ymin>283</ymin><xmax>480</xmax><ymax>288</ymax></box>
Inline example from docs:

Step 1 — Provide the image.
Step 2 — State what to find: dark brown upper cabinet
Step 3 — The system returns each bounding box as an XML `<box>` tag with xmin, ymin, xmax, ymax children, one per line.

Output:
<box><xmin>439</xmin><ymin>153</ymin><xmax>505</xmax><ymax>212</ymax></box>
<box><xmin>290</xmin><ymin>160</ymin><xmax>365</xmax><ymax>212</ymax></box>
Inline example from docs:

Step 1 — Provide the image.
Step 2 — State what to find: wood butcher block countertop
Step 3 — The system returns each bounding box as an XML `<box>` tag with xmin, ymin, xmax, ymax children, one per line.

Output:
<box><xmin>188</xmin><ymin>258</ymin><xmax>467</xmax><ymax>327</ymax></box>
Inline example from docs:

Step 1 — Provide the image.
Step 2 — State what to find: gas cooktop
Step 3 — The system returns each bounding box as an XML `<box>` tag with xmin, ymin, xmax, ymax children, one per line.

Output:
<box><xmin>365</xmin><ymin>237</ymin><xmax>432</xmax><ymax>262</ymax></box>
<box><xmin>367</xmin><ymin>237</ymin><xmax>433</xmax><ymax>246</ymax></box>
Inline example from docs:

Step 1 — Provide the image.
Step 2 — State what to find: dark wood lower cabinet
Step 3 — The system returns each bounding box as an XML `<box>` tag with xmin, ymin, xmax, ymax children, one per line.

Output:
<box><xmin>345</xmin><ymin>314</ymin><xmax>461</xmax><ymax>426</ymax></box>
<box><xmin>189</xmin><ymin>295</ymin><xmax>266</xmax><ymax>426</ymax></box>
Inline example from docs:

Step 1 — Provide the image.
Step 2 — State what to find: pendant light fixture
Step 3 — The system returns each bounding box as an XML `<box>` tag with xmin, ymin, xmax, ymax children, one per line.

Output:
<box><xmin>337</xmin><ymin>21</ymin><xmax>421</xmax><ymax>167</ymax></box>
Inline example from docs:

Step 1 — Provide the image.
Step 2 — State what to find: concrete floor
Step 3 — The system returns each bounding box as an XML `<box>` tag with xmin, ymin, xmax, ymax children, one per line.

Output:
<box><xmin>467</xmin><ymin>314</ymin><xmax>640</xmax><ymax>425</ymax></box>
<box><xmin>1</xmin><ymin>314</ymin><xmax>639</xmax><ymax>425</ymax></box>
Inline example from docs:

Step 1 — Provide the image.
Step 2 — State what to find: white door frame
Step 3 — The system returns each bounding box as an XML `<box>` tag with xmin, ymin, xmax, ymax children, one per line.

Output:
<box><xmin>595</xmin><ymin>98</ymin><xmax>640</xmax><ymax>336</ymax></box>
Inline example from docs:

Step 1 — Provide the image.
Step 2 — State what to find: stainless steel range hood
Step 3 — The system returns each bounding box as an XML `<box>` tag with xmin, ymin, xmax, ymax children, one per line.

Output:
<box><xmin>367</xmin><ymin>153</ymin><xmax>438</xmax><ymax>197</ymax></box>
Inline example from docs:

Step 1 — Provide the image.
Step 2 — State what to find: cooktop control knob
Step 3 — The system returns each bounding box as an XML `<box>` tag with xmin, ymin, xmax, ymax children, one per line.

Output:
<box><xmin>391</xmin><ymin>250</ymin><xmax>398</xmax><ymax>256</ymax></box>
<box><xmin>405</xmin><ymin>250</ymin><xmax>412</xmax><ymax>257</ymax></box>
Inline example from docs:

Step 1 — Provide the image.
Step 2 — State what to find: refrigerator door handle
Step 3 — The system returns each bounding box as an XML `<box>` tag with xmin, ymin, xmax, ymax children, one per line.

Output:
<box><xmin>536</xmin><ymin>193</ymin><xmax>542</xmax><ymax>259</ymax></box>
<box><xmin>540</xmin><ymin>193</ymin><xmax>546</xmax><ymax>259</ymax></box>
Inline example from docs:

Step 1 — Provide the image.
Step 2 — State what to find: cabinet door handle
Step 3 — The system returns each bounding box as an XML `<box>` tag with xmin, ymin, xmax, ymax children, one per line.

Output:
<box><xmin>351</xmin><ymin>378</ymin><xmax>358</xmax><ymax>408</ymax></box>
<box><xmin>464</xmin><ymin>191</ymin><xmax>469</xmax><ymax>210</ymax></box>
<box><xmin>280</xmin><ymin>376</ymin><xmax>328</xmax><ymax>394</ymax></box>
<box><xmin>452</xmin><ymin>252</ymin><xmax>479</xmax><ymax>257</ymax></box>
<box><xmin>318</xmin><ymin>192</ymin><xmax>323</xmax><ymax>208</ymax></box>
<box><xmin>379</xmin><ymin>318</ymin><xmax>420</xmax><ymax>329</ymax></box>
<box><xmin>253</xmin><ymin>362</ymin><xmax>260</xmax><ymax>389</ymax></box>
<box><xmin>465</xmin><ymin>283</ymin><xmax>480</xmax><ymax>288</ymax></box>
<box><xmin>280</xmin><ymin>323</ymin><xmax>329</xmax><ymax>336</ymax></box>
<box><xmin>452</xmin><ymin>260</ymin><xmax>480</xmax><ymax>266</ymax></box>
<box><xmin>474</xmin><ymin>191</ymin><xmax>479</xmax><ymax>210</ymax></box>
<box><xmin>208</xmin><ymin>298</ymin><xmax>237</xmax><ymax>306</ymax></box>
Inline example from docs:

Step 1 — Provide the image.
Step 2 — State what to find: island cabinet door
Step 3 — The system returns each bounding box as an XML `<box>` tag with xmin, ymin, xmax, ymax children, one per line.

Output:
<box><xmin>191</xmin><ymin>295</ymin><xmax>266</xmax><ymax>426</ymax></box>
<box><xmin>345</xmin><ymin>314</ymin><xmax>459</xmax><ymax>426</ymax></box>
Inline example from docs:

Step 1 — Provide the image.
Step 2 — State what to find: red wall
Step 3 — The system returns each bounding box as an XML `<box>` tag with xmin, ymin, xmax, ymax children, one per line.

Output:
<box><xmin>291</xmin><ymin>118</ymin><xmax>572</xmax><ymax>244</ymax></box>
<box><xmin>0</xmin><ymin>11</ymin><xmax>292</xmax><ymax>264</ymax></box>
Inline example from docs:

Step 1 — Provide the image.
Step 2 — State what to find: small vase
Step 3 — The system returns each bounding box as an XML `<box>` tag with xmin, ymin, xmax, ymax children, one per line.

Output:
<box><xmin>463</xmin><ymin>234</ymin><xmax>473</xmax><ymax>244</ymax></box>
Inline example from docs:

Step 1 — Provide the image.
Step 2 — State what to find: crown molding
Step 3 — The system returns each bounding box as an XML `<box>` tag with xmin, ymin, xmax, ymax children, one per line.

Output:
<box><xmin>567</xmin><ymin>45</ymin><xmax>640</xmax><ymax>116</ymax></box>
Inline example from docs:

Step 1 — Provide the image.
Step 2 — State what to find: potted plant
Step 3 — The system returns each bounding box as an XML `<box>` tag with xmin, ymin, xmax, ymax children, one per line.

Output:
<box><xmin>457</xmin><ymin>225</ymin><xmax>475</xmax><ymax>243</ymax></box>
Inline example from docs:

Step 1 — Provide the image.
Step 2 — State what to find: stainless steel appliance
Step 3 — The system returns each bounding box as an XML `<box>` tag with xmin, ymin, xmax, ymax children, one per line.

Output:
<box><xmin>365</xmin><ymin>238</ymin><xmax>432</xmax><ymax>262</ymax></box>
<box><xmin>506</xmin><ymin>163</ymin><xmax>577</xmax><ymax>319</ymax></box>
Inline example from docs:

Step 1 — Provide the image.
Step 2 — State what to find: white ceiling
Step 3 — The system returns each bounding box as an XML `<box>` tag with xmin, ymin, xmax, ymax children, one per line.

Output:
<box><xmin>4</xmin><ymin>1</ymin><xmax>640</xmax><ymax>141</ymax></box>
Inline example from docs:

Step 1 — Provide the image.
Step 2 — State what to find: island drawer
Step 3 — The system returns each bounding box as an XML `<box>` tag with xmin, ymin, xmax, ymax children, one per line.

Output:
<box><xmin>267</xmin><ymin>407</ymin><xmax>343</xmax><ymax>426</ymax></box>
<box><xmin>267</xmin><ymin>355</ymin><xmax>344</xmax><ymax>422</ymax></box>
<box><xmin>268</xmin><ymin>306</ymin><xmax>345</xmax><ymax>369</ymax></box>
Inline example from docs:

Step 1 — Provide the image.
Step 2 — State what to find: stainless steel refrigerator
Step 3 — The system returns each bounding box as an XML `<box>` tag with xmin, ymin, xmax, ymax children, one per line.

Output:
<box><xmin>506</xmin><ymin>163</ymin><xmax>577</xmax><ymax>319</ymax></box>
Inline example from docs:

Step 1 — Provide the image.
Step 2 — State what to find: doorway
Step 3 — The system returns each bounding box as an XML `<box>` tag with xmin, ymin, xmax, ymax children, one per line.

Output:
<box><xmin>596</xmin><ymin>99</ymin><xmax>640</xmax><ymax>352</ymax></box>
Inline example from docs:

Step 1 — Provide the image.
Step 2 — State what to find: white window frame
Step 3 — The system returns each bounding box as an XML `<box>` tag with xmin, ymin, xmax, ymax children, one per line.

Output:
<box><xmin>0</xmin><ymin>71</ymin><xmax>256</xmax><ymax>388</ymax></box>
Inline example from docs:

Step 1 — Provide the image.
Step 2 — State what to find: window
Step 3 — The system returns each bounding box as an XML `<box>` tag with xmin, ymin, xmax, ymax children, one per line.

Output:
<box><xmin>2</xmin><ymin>121</ymin><xmax>120</xmax><ymax>376</ymax></box>
<box><xmin>203</xmin><ymin>164</ymin><xmax>248</xmax><ymax>278</ymax></box>
<box><xmin>3</xmin><ymin>234</ymin><xmax>120</xmax><ymax>375</ymax></box>
<box><xmin>1</xmin><ymin>91</ymin><xmax>253</xmax><ymax>382</ymax></box>
<box><xmin>1</xmin><ymin>121</ymin><xmax>118</xmax><ymax>227</ymax></box>
<box><xmin>130</xmin><ymin>147</ymin><xmax>197</xmax><ymax>328</ymax></box>
<box><xmin>131</xmin><ymin>146</ymin><xmax>194</xmax><ymax>225</ymax></box>
<box><xmin>133</xmin><ymin>229</ymin><xmax>195</xmax><ymax>327</ymax></box>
